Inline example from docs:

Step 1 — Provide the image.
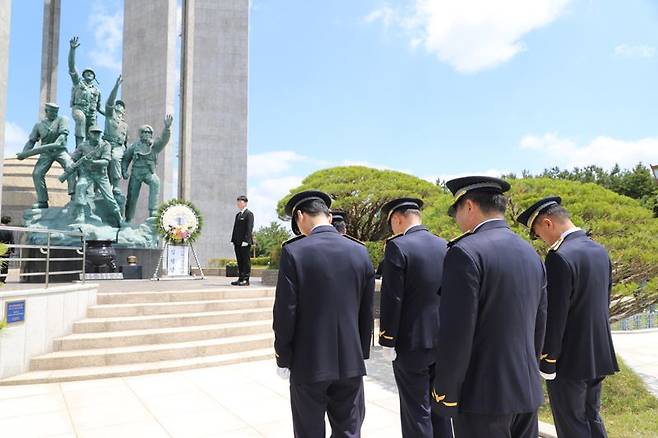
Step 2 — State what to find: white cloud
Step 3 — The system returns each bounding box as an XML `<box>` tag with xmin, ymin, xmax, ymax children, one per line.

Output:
<box><xmin>88</xmin><ymin>2</ymin><xmax>123</xmax><ymax>73</ymax></box>
<box><xmin>364</xmin><ymin>6</ymin><xmax>398</xmax><ymax>27</ymax></box>
<box><xmin>248</xmin><ymin>176</ymin><xmax>303</xmax><ymax>229</ymax></box>
<box><xmin>614</xmin><ymin>44</ymin><xmax>656</xmax><ymax>59</ymax></box>
<box><xmin>365</xmin><ymin>0</ymin><xmax>572</xmax><ymax>73</ymax></box>
<box><xmin>3</xmin><ymin>121</ymin><xmax>29</xmax><ymax>156</ymax></box>
<box><xmin>248</xmin><ymin>150</ymin><xmax>328</xmax><ymax>179</ymax></box>
<box><xmin>520</xmin><ymin>133</ymin><xmax>658</xmax><ymax>169</ymax></box>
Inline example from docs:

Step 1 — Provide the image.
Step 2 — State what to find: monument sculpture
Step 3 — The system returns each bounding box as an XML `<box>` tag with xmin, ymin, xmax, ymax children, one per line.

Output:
<box><xmin>68</xmin><ymin>36</ymin><xmax>103</xmax><ymax>147</ymax></box>
<box><xmin>103</xmin><ymin>75</ymin><xmax>128</xmax><ymax>209</ymax></box>
<box><xmin>66</xmin><ymin>124</ymin><xmax>122</xmax><ymax>227</ymax></box>
<box><xmin>122</xmin><ymin>115</ymin><xmax>173</xmax><ymax>222</ymax></box>
<box><xmin>17</xmin><ymin>102</ymin><xmax>74</xmax><ymax>208</ymax></box>
<box><xmin>15</xmin><ymin>37</ymin><xmax>161</xmax><ymax>249</ymax></box>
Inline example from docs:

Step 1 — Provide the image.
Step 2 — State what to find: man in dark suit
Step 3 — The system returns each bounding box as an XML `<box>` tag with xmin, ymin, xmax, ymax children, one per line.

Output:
<box><xmin>330</xmin><ymin>209</ymin><xmax>348</xmax><ymax>235</ymax></box>
<box><xmin>0</xmin><ymin>216</ymin><xmax>14</xmax><ymax>284</ymax></box>
<box><xmin>273</xmin><ymin>190</ymin><xmax>375</xmax><ymax>438</ymax></box>
<box><xmin>378</xmin><ymin>197</ymin><xmax>452</xmax><ymax>438</ymax></box>
<box><xmin>431</xmin><ymin>176</ymin><xmax>547</xmax><ymax>438</ymax></box>
<box><xmin>517</xmin><ymin>197</ymin><xmax>618</xmax><ymax>438</ymax></box>
<box><xmin>230</xmin><ymin>195</ymin><xmax>254</xmax><ymax>286</ymax></box>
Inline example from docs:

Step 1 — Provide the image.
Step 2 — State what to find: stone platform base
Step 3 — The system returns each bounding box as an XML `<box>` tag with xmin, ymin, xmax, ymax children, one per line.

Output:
<box><xmin>114</xmin><ymin>247</ymin><xmax>163</xmax><ymax>279</ymax></box>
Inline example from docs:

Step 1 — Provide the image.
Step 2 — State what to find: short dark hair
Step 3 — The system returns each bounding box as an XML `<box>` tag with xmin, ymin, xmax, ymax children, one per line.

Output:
<box><xmin>541</xmin><ymin>204</ymin><xmax>571</xmax><ymax>221</ymax></box>
<box><xmin>297</xmin><ymin>199</ymin><xmax>330</xmax><ymax>217</ymax></box>
<box><xmin>236</xmin><ymin>195</ymin><xmax>248</xmax><ymax>202</ymax></box>
<box><xmin>457</xmin><ymin>191</ymin><xmax>507</xmax><ymax>215</ymax></box>
<box><xmin>333</xmin><ymin>221</ymin><xmax>347</xmax><ymax>234</ymax></box>
<box><xmin>1</xmin><ymin>215</ymin><xmax>11</xmax><ymax>225</ymax></box>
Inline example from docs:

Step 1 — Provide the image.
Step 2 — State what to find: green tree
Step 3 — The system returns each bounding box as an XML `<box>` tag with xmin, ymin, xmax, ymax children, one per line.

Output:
<box><xmin>277</xmin><ymin>166</ymin><xmax>448</xmax><ymax>241</ymax></box>
<box><xmin>507</xmin><ymin>178</ymin><xmax>658</xmax><ymax>321</ymax></box>
<box><xmin>253</xmin><ymin>222</ymin><xmax>292</xmax><ymax>257</ymax></box>
<box><xmin>501</xmin><ymin>162</ymin><xmax>658</xmax><ymax>213</ymax></box>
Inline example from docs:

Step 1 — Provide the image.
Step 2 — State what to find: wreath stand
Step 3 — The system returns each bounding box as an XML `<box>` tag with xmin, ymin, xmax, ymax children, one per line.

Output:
<box><xmin>151</xmin><ymin>241</ymin><xmax>206</xmax><ymax>281</ymax></box>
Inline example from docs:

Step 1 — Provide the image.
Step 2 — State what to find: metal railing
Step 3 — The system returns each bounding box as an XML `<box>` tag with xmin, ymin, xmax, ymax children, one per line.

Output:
<box><xmin>0</xmin><ymin>226</ymin><xmax>86</xmax><ymax>288</ymax></box>
<box><xmin>611</xmin><ymin>305</ymin><xmax>658</xmax><ymax>331</ymax></box>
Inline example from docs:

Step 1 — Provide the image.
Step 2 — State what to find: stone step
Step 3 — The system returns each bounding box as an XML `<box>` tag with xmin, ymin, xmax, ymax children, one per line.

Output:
<box><xmin>73</xmin><ymin>308</ymin><xmax>272</xmax><ymax>333</ymax></box>
<box><xmin>55</xmin><ymin>320</ymin><xmax>272</xmax><ymax>350</ymax></box>
<box><xmin>0</xmin><ymin>348</ymin><xmax>274</xmax><ymax>385</ymax></box>
<box><xmin>87</xmin><ymin>297</ymin><xmax>274</xmax><ymax>317</ymax></box>
<box><xmin>31</xmin><ymin>333</ymin><xmax>273</xmax><ymax>371</ymax></box>
<box><xmin>96</xmin><ymin>287</ymin><xmax>275</xmax><ymax>305</ymax></box>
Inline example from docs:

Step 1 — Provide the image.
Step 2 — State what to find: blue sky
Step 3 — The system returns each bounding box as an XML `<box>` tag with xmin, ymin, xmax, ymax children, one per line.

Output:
<box><xmin>5</xmin><ymin>0</ymin><xmax>658</xmax><ymax>226</ymax></box>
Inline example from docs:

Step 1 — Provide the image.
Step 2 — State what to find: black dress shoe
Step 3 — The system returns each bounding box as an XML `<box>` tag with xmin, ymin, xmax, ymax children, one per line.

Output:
<box><xmin>237</xmin><ymin>279</ymin><xmax>250</xmax><ymax>286</ymax></box>
<box><xmin>230</xmin><ymin>279</ymin><xmax>241</xmax><ymax>286</ymax></box>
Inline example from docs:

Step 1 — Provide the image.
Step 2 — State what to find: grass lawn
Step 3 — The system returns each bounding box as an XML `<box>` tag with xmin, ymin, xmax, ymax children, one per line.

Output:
<box><xmin>539</xmin><ymin>357</ymin><xmax>658</xmax><ymax>437</ymax></box>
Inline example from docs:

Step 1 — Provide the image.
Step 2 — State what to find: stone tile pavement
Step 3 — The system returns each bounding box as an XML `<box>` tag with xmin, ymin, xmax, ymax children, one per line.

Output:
<box><xmin>612</xmin><ymin>329</ymin><xmax>658</xmax><ymax>397</ymax></box>
<box><xmin>0</xmin><ymin>347</ymin><xmax>403</xmax><ymax>438</ymax></box>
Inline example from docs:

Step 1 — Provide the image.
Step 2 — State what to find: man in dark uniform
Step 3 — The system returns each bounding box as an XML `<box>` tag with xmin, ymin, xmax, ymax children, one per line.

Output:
<box><xmin>0</xmin><ymin>216</ymin><xmax>14</xmax><ymax>283</ymax></box>
<box><xmin>331</xmin><ymin>209</ymin><xmax>348</xmax><ymax>235</ymax></box>
<box><xmin>517</xmin><ymin>197</ymin><xmax>618</xmax><ymax>438</ymax></box>
<box><xmin>431</xmin><ymin>176</ymin><xmax>547</xmax><ymax>438</ymax></box>
<box><xmin>378</xmin><ymin>198</ymin><xmax>452</xmax><ymax>438</ymax></box>
<box><xmin>273</xmin><ymin>190</ymin><xmax>375</xmax><ymax>438</ymax></box>
<box><xmin>230</xmin><ymin>195</ymin><xmax>254</xmax><ymax>286</ymax></box>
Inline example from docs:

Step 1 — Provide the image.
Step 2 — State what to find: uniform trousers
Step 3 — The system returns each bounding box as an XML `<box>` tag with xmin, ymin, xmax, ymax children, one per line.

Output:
<box><xmin>233</xmin><ymin>243</ymin><xmax>251</xmax><ymax>280</ymax></box>
<box><xmin>453</xmin><ymin>411</ymin><xmax>538</xmax><ymax>438</ymax></box>
<box><xmin>290</xmin><ymin>376</ymin><xmax>365</xmax><ymax>438</ymax></box>
<box><xmin>393</xmin><ymin>348</ymin><xmax>453</xmax><ymax>438</ymax></box>
<box><xmin>547</xmin><ymin>376</ymin><xmax>607</xmax><ymax>438</ymax></box>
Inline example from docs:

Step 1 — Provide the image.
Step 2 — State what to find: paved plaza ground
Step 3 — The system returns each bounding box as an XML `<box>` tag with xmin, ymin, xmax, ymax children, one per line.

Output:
<box><xmin>611</xmin><ymin>329</ymin><xmax>658</xmax><ymax>397</ymax></box>
<box><xmin>0</xmin><ymin>347</ymin><xmax>403</xmax><ymax>438</ymax></box>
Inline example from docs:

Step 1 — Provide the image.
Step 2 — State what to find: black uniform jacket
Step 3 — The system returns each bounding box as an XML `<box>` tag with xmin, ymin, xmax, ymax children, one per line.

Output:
<box><xmin>231</xmin><ymin>209</ymin><xmax>254</xmax><ymax>245</ymax></box>
<box><xmin>379</xmin><ymin>225</ymin><xmax>448</xmax><ymax>351</ymax></box>
<box><xmin>541</xmin><ymin>230</ymin><xmax>619</xmax><ymax>380</ymax></box>
<box><xmin>432</xmin><ymin>220</ymin><xmax>547</xmax><ymax>415</ymax></box>
<box><xmin>273</xmin><ymin>225</ymin><xmax>375</xmax><ymax>384</ymax></box>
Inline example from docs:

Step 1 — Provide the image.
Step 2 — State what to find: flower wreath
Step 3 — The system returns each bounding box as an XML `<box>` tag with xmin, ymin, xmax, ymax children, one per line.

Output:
<box><xmin>155</xmin><ymin>199</ymin><xmax>203</xmax><ymax>244</ymax></box>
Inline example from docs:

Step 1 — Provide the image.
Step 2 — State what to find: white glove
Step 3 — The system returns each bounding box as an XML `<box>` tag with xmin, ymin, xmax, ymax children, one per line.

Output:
<box><xmin>382</xmin><ymin>347</ymin><xmax>397</xmax><ymax>362</ymax></box>
<box><xmin>540</xmin><ymin>371</ymin><xmax>556</xmax><ymax>381</ymax></box>
<box><xmin>277</xmin><ymin>367</ymin><xmax>291</xmax><ymax>380</ymax></box>
<box><xmin>241</xmin><ymin>241</ymin><xmax>249</xmax><ymax>247</ymax></box>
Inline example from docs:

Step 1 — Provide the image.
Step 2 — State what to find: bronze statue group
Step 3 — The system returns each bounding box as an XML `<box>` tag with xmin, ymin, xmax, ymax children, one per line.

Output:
<box><xmin>273</xmin><ymin>177</ymin><xmax>617</xmax><ymax>438</ymax></box>
<box><xmin>18</xmin><ymin>36</ymin><xmax>172</xmax><ymax>228</ymax></box>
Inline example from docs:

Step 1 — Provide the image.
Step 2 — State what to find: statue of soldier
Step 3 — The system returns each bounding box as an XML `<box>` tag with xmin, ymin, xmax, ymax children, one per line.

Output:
<box><xmin>68</xmin><ymin>36</ymin><xmax>104</xmax><ymax>147</ymax></box>
<box><xmin>18</xmin><ymin>103</ymin><xmax>75</xmax><ymax>209</ymax></box>
<box><xmin>104</xmin><ymin>74</ymin><xmax>128</xmax><ymax>209</ymax></box>
<box><xmin>122</xmin><ymin>115</ymin><xmax>173</xmax><ymax>222</ymax></box>
<box><xmin>70</xmin><ymin>125</ymin><xmax>122</xmax><ymax>227</ymax></box>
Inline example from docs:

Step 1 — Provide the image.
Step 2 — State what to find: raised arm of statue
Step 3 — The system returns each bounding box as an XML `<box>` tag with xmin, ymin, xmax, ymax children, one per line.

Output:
<box><xmin>105</xmin><ymin>75</ymin><xmax>122</xmax><ymax>117</ymax></box>
<box><xmin>153</xmin><ymin>115</ymin><xmax>174</xmax><ymax>154</ymax></box>
<box><xmin>68</xmin><ymin>37</ymin><xmax>81</xmax><ymax>85</ymax></box>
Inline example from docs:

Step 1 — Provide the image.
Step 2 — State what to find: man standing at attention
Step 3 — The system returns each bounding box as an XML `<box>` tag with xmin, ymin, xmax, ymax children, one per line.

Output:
<box><xmin>378</xmin><ymin>197</ymin><xmax>452</xmax><ymax>438</ymax></box>
<box><xmin>517</xmin><ymin>197</ymin><xmax>618</xmax><ymax>438</ymax></box>
<box><xmin>230</xmin><ymin>195</ymin><xmax>254</xmax><ymax>286</ymax></box>
<box><xmin>273</xmin><ymin>190</ymin><xmax>375</xmax><ymax>438</ymax></box>
<box><xmin>431</xmin><ymin>176</ymin><xmax>547</xmax><ymax>438</ymax></box>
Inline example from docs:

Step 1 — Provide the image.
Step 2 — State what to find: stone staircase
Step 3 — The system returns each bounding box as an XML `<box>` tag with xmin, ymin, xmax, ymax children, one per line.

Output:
<box><xmin>0</xmin><ymin>286</ymin><xmax>275</xmax><ymax>385</ymax></box>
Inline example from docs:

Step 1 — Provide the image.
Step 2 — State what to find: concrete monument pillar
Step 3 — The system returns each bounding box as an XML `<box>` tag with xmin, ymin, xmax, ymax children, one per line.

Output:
<box><xmin>0</xmin><ymin>0</ymin><xmax>12</xmax><ymax>214</ymax></box>
<box><xmin>122</xmin><ymin>0</ymin><xmax>177</xmax><ymax>223</ymax></box>
<box><xmin>39</xmin><ymin>0</ymin><xmax>60</xmax><ymax>112</ymax></box>
<box><xmin>179</xmin><ymin>0</ymin><xmax>249</xmax><ymax>264</ymax></box>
